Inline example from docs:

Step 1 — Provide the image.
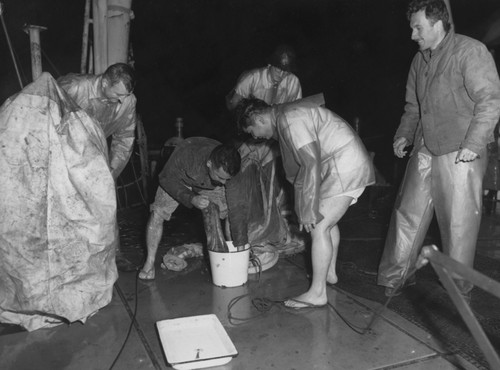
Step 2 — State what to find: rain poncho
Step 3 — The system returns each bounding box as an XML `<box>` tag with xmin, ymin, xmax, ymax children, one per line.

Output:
<box><xmin>226</xmin><ymin>141</ymin><xmax>289</xmax><ymax>247</ymax></box>
<box><xmin>275</xmin><ymin>102</ymin><xmax>375</xmax><ymax>225</ymax></box>
<box><xmin>0</xmin><ymin>73</ymin><xmax>118</xmax><ymax>331</ymax></box>
<box><xmin>57</xmin><ymin>73</ymin><xmax>137</xmax><ymax>179</ymax></box>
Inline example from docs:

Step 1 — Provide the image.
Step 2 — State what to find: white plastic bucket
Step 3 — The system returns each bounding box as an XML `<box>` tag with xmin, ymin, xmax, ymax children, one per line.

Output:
<box><xmin>208</xmin><ymin>241</ymin><xmax>249</xmax><ymax>287</ymax></box>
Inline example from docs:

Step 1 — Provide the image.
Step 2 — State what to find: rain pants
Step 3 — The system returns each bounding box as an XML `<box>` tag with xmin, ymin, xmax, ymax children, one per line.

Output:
<box><xmin>378</xmin><ymin>145</ymin><xmax>487</xmax><ymax>293</ymax></box>
<box><xmin>0</xmin><ymin>73</ymin><xmax>118</xmax><ymax>331</ymax></box>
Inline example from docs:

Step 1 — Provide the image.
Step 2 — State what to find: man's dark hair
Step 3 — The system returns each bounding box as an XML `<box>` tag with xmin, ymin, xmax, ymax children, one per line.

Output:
<box><xmin>407</xmin><ymin>0</ymin><xmax>451</xmax><ymax>33</ymax></box>
<box><xmin>103</xmin><ymin>63</ymin><xmax>136</xmax><ymax>92</ymax></box>
<box><xmin>209</xmin><ymin>144</ymin><xmax>241</xmax><ymax>176</ymax></box>
<box><xmin>234</xmin><ymin>97</ymin><xmax>271</xmax><ymax>133</ymax></box>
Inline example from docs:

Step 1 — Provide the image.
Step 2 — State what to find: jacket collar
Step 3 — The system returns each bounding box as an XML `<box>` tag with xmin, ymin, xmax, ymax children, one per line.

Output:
<box><xmin>421</xmin><ymin>29</ymin><xmax>454</xmax><ymax>62</ymax></box>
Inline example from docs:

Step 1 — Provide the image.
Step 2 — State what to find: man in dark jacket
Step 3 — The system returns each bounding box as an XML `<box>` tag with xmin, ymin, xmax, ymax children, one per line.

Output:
<box><xmin>139</xmin><ymin>137</ymin><xmax>240</xmax><ymax>280</ymax></box>
<box><xmin>377</xmin><ymin>0</ymin><xmax>500</xmax><ymax>300</ymax></box>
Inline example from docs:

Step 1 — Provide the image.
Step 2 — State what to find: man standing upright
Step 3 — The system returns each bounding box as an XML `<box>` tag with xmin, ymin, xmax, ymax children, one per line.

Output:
<box><xmin>58</xmin><ymin>63</ymin><xmax>138</xmax><ymax>271</ymax></box>
<box><xmin>378</xmin><ymin>0</ymin><xmax>500</xmax><ymax>300</ymax></box>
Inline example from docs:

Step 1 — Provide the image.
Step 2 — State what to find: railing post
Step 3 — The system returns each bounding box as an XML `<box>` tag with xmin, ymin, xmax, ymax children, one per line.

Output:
<box><xmin>23</xmin><ymin>24</ymin><xmax>47</xmax><ymax>82</ymax></box>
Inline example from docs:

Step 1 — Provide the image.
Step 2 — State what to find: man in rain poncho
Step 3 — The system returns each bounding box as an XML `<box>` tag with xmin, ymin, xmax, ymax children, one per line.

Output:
<box><xmin>58</xmin><ymin>63</ymin><xmax>138</xmax><ymax>271</ymax></box>
<box><xmin>0</xmin><ymin>73</ymin><xmax>118</xmax><ymax>331</ymax></box>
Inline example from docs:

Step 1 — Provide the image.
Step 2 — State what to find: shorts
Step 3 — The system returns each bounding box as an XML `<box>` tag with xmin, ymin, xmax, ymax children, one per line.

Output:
<box><xmin>334</xmin><ymin>187</ymin><xmax>366</xmax><ymax>206</ymax></box>
<box><xmin>150</xmin><ymin>186</ymin><xmax>228</xmax><ymax>221</ymax></box>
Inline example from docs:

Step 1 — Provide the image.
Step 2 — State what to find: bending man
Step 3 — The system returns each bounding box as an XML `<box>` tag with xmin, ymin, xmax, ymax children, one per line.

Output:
<box><xmin>139</xmin><ymin>137</ymin><xmax>241</xmax><ymax>280</ymax></box>
<box><xmin>236</xmin><ymin>98</ymin><xmax>374</xmax><ymax>308</ymax></box>
<box><xmin>58</xmin><ymin>63</ymin><xmax>137</xmax><ymax>180</ymax></box>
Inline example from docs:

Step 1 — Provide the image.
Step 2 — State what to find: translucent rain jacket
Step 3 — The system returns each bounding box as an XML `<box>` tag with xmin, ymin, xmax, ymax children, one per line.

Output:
<box><xmin>58</xmin><ymin>73</ymin><xmax>137</xmax><ymax>179</ymax></box>
<box><xmin>275</xmin><ymin>102</ymin><xmax>375</xmax><ymax>225</ymax></box>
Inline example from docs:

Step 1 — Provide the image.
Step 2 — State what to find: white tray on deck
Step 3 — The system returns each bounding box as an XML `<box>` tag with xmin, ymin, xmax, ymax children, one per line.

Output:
<box><xmin>156</xmin><ymin>314</ymin><xmax>238</xmax><ymax>369</ymax></box>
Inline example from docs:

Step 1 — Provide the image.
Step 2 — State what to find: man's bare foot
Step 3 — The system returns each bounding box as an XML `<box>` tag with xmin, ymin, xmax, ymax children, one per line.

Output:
<box><xmin>139</xmin><ymin>263</ymin><xmax>155</xmax><ymax>280</ymax></box>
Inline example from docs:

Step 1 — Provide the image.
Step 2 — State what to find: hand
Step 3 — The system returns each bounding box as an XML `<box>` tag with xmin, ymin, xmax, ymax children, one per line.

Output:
<box><xmin>191</xmin><ymin>195</ymin><xmax>210</xmax><ymax>209</ymax></box>
<box><xmin>300</xmin><ymin>223</ymin><xmax>315</xmax><ymax>233</ymax></box>
<box><xmin>416</xmin><ymin>244</ymin><xmax>439</xmax><ymax>269</ymax></box>
<box><xmin>393</xmin><ymin>137</ymin><xmax>409</xmax><ymax>158</ymax></box>
<box><xmin>235</xmin><ymin>243</ymin><xmax>250</xmax><ymax>251</ymax></box>
<box><xmin>415</xmin><ymin>254</ymin><xmax>429</xmax><ymax>270</ymax></box>
<box><xmin>455</xmin><ymin>148</ymin><xmax>479</xmax><ymax>163</ymax></box>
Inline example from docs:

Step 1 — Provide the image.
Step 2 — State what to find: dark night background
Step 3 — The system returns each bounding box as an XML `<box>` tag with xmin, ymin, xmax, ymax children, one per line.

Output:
<box><xmin>1</xmin><ymin>0</ymin><xmax>500</xmax><ymax>181</ymax></box>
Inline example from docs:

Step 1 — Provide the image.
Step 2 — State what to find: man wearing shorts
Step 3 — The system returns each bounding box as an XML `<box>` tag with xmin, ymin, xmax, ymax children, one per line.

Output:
<box><xmin>235</xmin><ymin>98</ymin><xmax>375</xmax><ymax>308</ymax></box>
<box><xmin>139</xmin><ymin>137</ymin><xmax>240</xmax><ymax>280</ymax></box>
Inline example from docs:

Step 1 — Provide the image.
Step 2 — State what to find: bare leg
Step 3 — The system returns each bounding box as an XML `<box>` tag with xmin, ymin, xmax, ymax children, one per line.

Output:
<box><xmin>285</xmin><ymin>195</ymin><xmax>352</xmax><ymax>308</ymax></box>
<box><xmin>326</xmin><ymin>225</ymin><xmax>340</xmax><ymax>285</ymax></box>
<box><xmin>139</xmin><ymin>211</ymin><xmax>164</xmax><ymax>280</ymax></box>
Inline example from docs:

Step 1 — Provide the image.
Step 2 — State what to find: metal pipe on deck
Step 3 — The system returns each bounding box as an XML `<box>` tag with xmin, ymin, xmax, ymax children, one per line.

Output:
<box><xmin>92</xmin><ymin>0</ymin><xmax>108</xmax><ymax>74</ymax></box>
<box><xmin>81</xmin><ymin>0</ymin><xmax>92</xmax><ymax>73</ymax></box>
<box><xmin>107</xmin><ymin>0</ymin><xmax>133</xmax><ymax>66</ymax></box>
<box><xmin>23</xmin><ymin>24</ymin><xmax>47</xmax><ymax>82</ymax></box>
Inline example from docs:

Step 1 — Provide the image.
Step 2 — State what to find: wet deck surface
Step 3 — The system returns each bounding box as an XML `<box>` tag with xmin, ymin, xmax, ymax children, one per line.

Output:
<box><xmin>1</xmin><ymin>190</ymin><xmax>499</xmax><ymax>370</ymax></box>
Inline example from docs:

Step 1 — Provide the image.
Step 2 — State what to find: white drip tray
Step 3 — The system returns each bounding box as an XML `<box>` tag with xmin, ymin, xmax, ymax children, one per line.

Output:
<box><xmin>156</xmin><ymin>314</ymin><xmax>238</xmax><ymax>369</ymax></box>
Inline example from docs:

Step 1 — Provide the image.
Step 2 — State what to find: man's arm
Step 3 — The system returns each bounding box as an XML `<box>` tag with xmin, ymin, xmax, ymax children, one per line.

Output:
<box><xmin>460</xmin><ymin>44</ymin><xmax>500</xmax><ymax>155</ymax></box>
<box><xmin>395</xmin><ymin>57</ymin><xmax>420</xmax><ymax>144</ymax></box>
<box><xmin>284</xmin><ymin>75</ymin><xmax>302</xmax><ymax>102</ymax></box>
<box><xmin>109</xmin><ymin>130</ymin><xmax>135</xmax><ymax>179</ymax></box>
<box><xmin>292</xmin><ymin>141</ymin><xmax>323</xmax><ymax>231</ymax></box>
<box><xmin>226</xmin><ymin>89</ymin><xmax>245</xmax><ymax>111</ymax></box>
<box><xmin>227</xmin><ymin>70</ymin><xmax>254</xmax><ymax>111</ymax></box>
<box><xmin>109</xmin><ymin>103</ymin><xmax>137</xmax><ymax>179</ymax></box>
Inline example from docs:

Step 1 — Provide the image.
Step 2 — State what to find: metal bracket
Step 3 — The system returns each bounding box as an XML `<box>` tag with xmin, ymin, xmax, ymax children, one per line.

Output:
<box><xmin>419</xmin><ymin>245</ymin><xmax>500</xmax><ymax>369</ymax></box>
